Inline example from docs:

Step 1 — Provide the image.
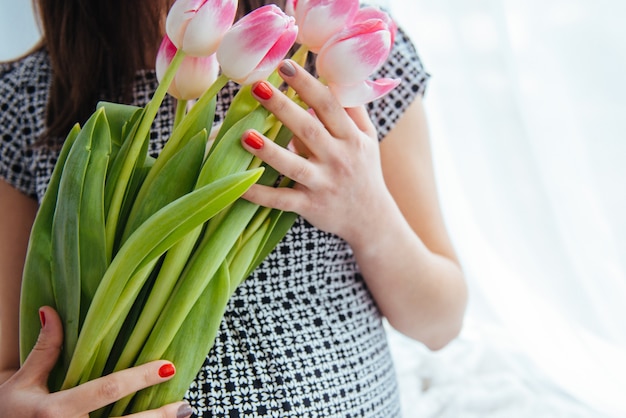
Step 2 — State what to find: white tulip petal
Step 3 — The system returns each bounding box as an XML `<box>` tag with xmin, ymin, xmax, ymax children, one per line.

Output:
<box><xmin>329</xmin><ymin>78</ymin><xmax>400</xmax><ymax>108</ymax></box>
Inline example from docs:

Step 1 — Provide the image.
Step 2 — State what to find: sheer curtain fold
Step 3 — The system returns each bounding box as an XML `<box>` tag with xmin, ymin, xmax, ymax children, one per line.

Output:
<box><xmin>387</xmin><ymin>0</ymin><xmax>626</xmax><ymax>417</ymax></box>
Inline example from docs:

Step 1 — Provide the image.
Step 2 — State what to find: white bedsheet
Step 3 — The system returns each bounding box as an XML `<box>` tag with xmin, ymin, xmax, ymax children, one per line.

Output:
<box><xmin>387</xmin><ymin>321</ymin><xmax>611</xmax><ymax>418</ymax></box>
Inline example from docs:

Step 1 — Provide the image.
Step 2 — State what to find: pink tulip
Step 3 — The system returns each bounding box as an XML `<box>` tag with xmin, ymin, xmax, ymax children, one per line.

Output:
<box><xmin>353</xmin><ymin>6</ymin><xmax>398</xmax><ymax>46</ymax></box>
<box><xmin>315</xmin><ymin>11</ymin><xmax>399</xmax><ymax>107</ymax></box>
<box><xmin>166</xmin><ymin>0</ymin><xmax>238</xmax><ymax>56</ymax></box>
<box><xmin>317</xmin><ymin>19</ymin><xmax>393</xmax><ymax>84</ymax></box>
<box><xmin>156</xmin><ymin>36</ymin><xmax>220</xmax><ymax>100</ymax></box>
<box><xmin>286</xmin><ymin>0</ymin><xmax>359</xmax><ymax>53</ymax></box>
<box><xmin>216</xmin><ymin>5</ymin><xmax>298</xmax><ymax>85</ymax></box>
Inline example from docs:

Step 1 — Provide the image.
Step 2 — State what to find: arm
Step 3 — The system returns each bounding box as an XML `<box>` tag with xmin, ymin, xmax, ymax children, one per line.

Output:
<box><xmin>0</xmin><ymin>179</ymin><xmax>37</xmax><ymax>383</ymax></box>
<box><xmin>353</xmin><ymin>96</ymin><xmax>467</xmax><ymax>349</ymax></box>
<box><xmin>241</xmin><ymin>60</ymin><xmax>467</xmax><ymax>351</ymax></box>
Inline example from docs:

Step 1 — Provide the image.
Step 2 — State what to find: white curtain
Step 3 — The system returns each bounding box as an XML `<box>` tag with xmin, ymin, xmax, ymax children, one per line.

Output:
<box><xmin>2</xmin><ymin>1</ymin><xmax>625</xmax><ymax>417</ymax></box>
<box><xmin>385</xmin><ymin>1</ymin><xmax>626</xmax><ymax>417</ymax></box>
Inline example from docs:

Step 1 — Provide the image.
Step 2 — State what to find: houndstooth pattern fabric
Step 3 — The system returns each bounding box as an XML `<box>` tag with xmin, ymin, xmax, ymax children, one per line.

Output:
<box><xmin>1</xmin><ymin>25</ymin><xmax>429</xmax><ymax>417</ymax></box>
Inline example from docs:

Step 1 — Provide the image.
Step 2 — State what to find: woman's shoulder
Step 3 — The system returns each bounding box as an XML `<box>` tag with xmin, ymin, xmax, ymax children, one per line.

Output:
<box><xmin>0</xmin><ymin>48</ymin><xmax>51</xmax><ymax>200</ymax></box>
<box><xmin>0</xmin><ymin>47</ymin><xmax>52</xmax><ymax>121</ymax></box>
<box><xmin>1</xmin><ymin>47</ymin><xmax>51</xmax><ymax>87</ymax></box>
<box><xmin>0</xmin><ymin>46</ymin><xmax>51</xmax><ymax>132</ymax></box>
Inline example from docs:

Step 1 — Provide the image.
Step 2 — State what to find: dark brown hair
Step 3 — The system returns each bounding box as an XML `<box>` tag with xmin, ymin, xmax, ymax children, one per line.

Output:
<box><xmin>35</xmin><ymin>0</ymin><xmax>284</xmax><ymax>143</ymax></box>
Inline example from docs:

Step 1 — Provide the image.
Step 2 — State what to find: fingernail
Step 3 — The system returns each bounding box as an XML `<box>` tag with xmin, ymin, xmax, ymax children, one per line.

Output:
<box><xmin>177</xmin><ymin>403</ymin><xmax>193</xmax><ymax>418</ymax></box>
<box><xmin>243</xmin><ymin>130</ymin><xmax>264</xmax><ymax>150</ymax></box>
<box><xmin>252</xmin><ymin>81</ymin><xmax>273</xmax><ymax>100</ymax></box>
<box><xmin>39</xmin><ymin>309</ymin><xmax>46</xmax><ymax>328</ymax></box>
<box><xmin>279</xmin><ymin>60</ymin><xmax>296</xmax><ymax>77</ymax></box>
<box><xmin>158</xmin><ymin>363</ymin><xmax>176</xmax><ymax>378</ymax></box>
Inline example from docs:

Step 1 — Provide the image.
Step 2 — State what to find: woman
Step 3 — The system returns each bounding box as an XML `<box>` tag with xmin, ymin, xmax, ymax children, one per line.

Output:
<box><xmin>0</xmin><ymin>0</ymin><xmax>467</xmax><ymax>416</ymax></box>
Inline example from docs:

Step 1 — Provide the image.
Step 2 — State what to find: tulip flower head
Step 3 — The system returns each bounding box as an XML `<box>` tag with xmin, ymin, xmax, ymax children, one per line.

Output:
<box><xmin>354</xmin><ymin>6</ymin><xmax>398</xmax><ymax>45</ymax></box>
<box><xmin>217</xmin><ymin>5</ymin><xmax>298</xmax><ymax>85</ymax></box>
<box><xmin>315</xmin><ymin>9</ymin><xmax>400</xmax><ymax>107</ymax></box>
<box><xmin>287</xmin><ymin>0</ymin><xmax>360</xmax><ymax>53</ymax></box>
<box><xmin>166</xmin><ymin>0</ymin><xmax>238</xmax><ymax>56</ymax></box>
<box><xmin>156</xmin><ymin>35</ymin><xmax>220</xmax><ymax>100</ymax></box>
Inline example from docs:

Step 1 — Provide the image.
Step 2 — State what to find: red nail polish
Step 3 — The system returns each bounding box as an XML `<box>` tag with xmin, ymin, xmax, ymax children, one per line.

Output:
<box><xmin>39</xmin><ymin>309</ymin><xmax>46</xmax><ymax>327</ymax></box>
<box><xmin>252</xmin><ymin>81</ymin><xmax>273</xmax><ymax>100</ymax></box>
<box><xmin>243</xmin><ymin>131</ymin><xmax>264</xmax><ymax>150</ymax></box>
<box><xmin>158</xmin><ymin>363</ymin><xmax>176</xmax><ymax>378</ymax></box>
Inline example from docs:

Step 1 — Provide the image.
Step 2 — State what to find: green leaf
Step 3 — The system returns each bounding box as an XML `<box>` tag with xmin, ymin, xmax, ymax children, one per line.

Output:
<box><xmin>229</xmin><ymin>217</ymin><xmax>271</xmax><ymax>289</ymax></box>
<box><xmin>96</xmin><ymin>101</ymin><xmax>142</xmax><ymax>159</ymax></box>
<box><xmin>79</xmin><ymin>109</ymin><xmax>112</xmax><ymax>306</ymax></box>
<box><xmin>100</xmin><ymin>105</ymin><xmax>144</xmax><ymax>186</ymax></box>
<box><xmin>81</xmin><ymin>259</ymin><xmax>159</xmax><ymax>386</ymax></box>
<box><xmin>121</xmin><ymin>130</ymin><xmax>207</xmax><ymax>242</ymax></box>
<box><xmin>118</xmin><ymin>262</ymin><xmax>231</xmax><ymax>415</ymax></box>
<box><xmin>210</xmin><ymin>71</ymin><xmax>282</xmax><ymax>154</ymax></box>
<box><xmin>247</xmin><ymin>209</ymin><xmax>298</xmax><ymax>278</ymax></box>
<box><xmin>111</xmin><ymin>225</ymin><xmax>202</xmax><ymax>375</ymax></box>
<box><xmin>198</xmin><ymin>107</ymin><xmax>268</xmax><ymax>186</ymax></box>
<box><xmin>62</xmin><ymin>167</ymin><xmax>264</xmax><ymax>389</ymax></box>
<box><xmin>50</xmin><ymin>108</ymin><xmax>108</xmax><ymax>380</ymax></box>
<box><xmin>19</xmin><ymin>124</ymin><xmax>80</xmax><ymax>370</ymax></box>
<box><xmin>131</xmin><ymin>198</ymin><xmax>259</xmax><ymax>367</ymax></box>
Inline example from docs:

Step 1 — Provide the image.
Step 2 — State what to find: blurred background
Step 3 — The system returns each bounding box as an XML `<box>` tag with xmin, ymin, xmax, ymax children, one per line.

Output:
<box><xmin>2</xmin><ymin>1</ymin><xmax>624</xmax><ymax>417</ymax></box>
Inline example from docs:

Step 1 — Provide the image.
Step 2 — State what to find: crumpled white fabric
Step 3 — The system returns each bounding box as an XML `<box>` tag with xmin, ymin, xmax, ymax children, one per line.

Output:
<box><xmin>386</xmin><ymin>321</ymin><xmax>611</xmax><ymax>418</ymax></box>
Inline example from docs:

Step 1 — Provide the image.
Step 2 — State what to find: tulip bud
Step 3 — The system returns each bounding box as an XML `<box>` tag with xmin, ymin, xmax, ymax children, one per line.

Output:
<box><xmin>354</xmin><ymin>6</ymin><xmax>398</xmax><ymax>46</ymax></box>
<box><xmin>315</xmin><ymin>10</ymin><xmax>399</xmax><ymax>107</ymax></box>
<box><xmin>317</xmin><ymin>19</ymin><xmax>393</xmax><ymax>85</ymax></box>
<box><xmin>156</xmin><ymin>36</ymin><xmax>220</xmax><ymax>100</ymax></box>
<box><xmin>217</xmin><ymin>5</ymin><xmax>298</xmax><ymax>85</ymax></box>
<box><xmin>166</xmin><ymin>0</ymin><xmax>238</xmax><ymax>56</ymax></box>
<box><xmin>289</xmin><ymin>0</ymin><xmax>359</xmax><ymax>53</ymax></box>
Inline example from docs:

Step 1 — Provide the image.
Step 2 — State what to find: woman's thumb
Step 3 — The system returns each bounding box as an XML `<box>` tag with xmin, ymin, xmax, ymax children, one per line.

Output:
<box><xmin>18</xmin><ymin>306</ymin><xmax>63</xmax><ymax>386</ymax></box>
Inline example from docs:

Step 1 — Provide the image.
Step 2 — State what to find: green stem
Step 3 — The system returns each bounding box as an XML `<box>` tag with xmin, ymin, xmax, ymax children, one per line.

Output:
<box><xmin>105</xmin><ymin>49</ymin><xmax>186</xmax><ymax>261</ymax></box>
<box><xmin>173</xmin><ymin>99</ymin><xmax>187</xmax><ymax>129</ymax></box>
<box><xmin>240</xmin><ymin>207</ymin><xmax>272</xmax><ymax>244</ymax></box>
<box><xmin>112</xmin><ymin>227</ymin><xmax>202</xmax><ymax>373</ymax></box>
<box><xmin>144</xmin><ymin>74</ymin><xmax>229</xmax><ymax>187</ymax></box>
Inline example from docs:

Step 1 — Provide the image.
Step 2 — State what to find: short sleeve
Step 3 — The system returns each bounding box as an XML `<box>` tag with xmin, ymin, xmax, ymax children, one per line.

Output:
<box><xmin>0</xmin><ymin>51</ymin><xmax>50</xmax><ymax>199</ymax></box>
<box><xmin>367</xmin><ymin>25</ymin><xmax>431</xmax><ymax>141</ymax></box>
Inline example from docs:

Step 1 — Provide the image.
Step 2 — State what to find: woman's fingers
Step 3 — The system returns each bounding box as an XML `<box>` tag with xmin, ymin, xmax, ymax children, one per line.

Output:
<box><xmin>242</xmin><ymin>182</ymin><xmax>303</xmax><ymax>213</ymax></box>
<box><xmin>17</xmin><ymin>306</ymin><xmax>63</xmax><ymax>387</ymax></box>
<box><xmin>345</xmin><ymin>105</ymin><xmax>377</xmax><ymax>140</ymax></box>
<box><xmin>242</xmin><ymin>130</ymin><xmax>318</xmax><ymax>188</ymax></box>
<box><xmin>11</xmin><ymin>307</ymin><xmax>188</xmax><ymax>417</ymax></box>
<box><xmin>276</xmin><ymin>60</ymin><xmax>356</xmax><ymax>139</ymax></box>
<box><xmin>57</xmin><ymin>360</ymin><xmax>178</xmax><ymax>416</ymax></box>
<box><xmin>125</xmin><ymin>401</ymin><xmax>193</xmax><ymax>418</ymax></box>
<box><xmin>251</xmin><ymin>79</ymin><xmax>329</xmax><ymax>158</ymax></box>
<box><xmin>251</xmin><ymin>62</ymin><xmax>356</xmax><ymax>154</ymax></box>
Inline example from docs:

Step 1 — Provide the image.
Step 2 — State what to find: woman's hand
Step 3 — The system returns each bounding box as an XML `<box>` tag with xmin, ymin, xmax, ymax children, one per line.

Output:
<box><xmin>241</xmin><ymin>60</ymin><xmax>467</xmax><ymax>349</ymax></box>
<box><xmin>241</xmin><ymin>59</ymin><xmax>397</xmax><ymax>247</ymax></box>
<box><xmin>0</xmin><ymin>306</ymin><xmax>193</xmax><ymax>418</ymax></box>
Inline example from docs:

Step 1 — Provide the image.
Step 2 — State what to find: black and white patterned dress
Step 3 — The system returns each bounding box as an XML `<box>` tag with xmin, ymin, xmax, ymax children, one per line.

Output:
<box><xmin>0</xmin><ymin>26</ymin><xmax>429</xmax><ymax>417</ymax></box>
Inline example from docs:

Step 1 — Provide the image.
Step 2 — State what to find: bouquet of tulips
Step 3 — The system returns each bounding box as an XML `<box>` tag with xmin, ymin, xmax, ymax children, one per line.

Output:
<box><xmin>19</xmin><ymin>0</ymin><xmax>399</xmax><ymax>415</ymax></box>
